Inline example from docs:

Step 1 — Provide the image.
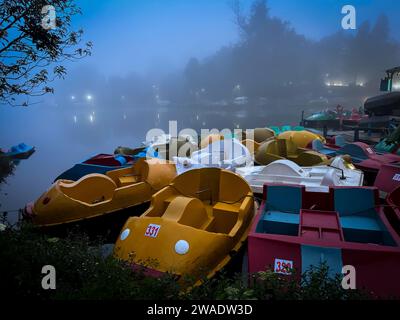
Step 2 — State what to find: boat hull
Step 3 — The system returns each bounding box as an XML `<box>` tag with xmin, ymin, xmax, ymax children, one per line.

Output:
<box><xmin>248</xmin><ymin>184</ymin><xmax>400</xmax><ymax>298</ymax></box>
<box><xmin>26</xmin><ymin>202</ymin><xmax>150</xmax><ymax>241</ymax></box>
<box><xmin>29</xmin><ymin>159</ymin><xmax>177</xmax><ymax>229</ymax></box>
<box><xmin>114</xmin><ymin>168</ymin><xmax>255</xmax><ymax>286</ymax></box>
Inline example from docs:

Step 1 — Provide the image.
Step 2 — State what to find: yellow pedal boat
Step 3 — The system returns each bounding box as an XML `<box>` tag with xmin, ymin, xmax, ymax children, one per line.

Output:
<box><xmin>114</xmin><ymin>167</ymin><xmax>255</xmax><ymax>285</ymax></box>
<box><xmin>277</xmin><ymin>130</ymin><xmax>325</xmax><ymax>148</ymax></box>
<box><xmin>28</xmin><ymin>159</ymin><xmax>177</xmax><ymax>228</ymax></box>
<box><xmin>255</xmin><ymin>138</ymin><xmax>328</xmax><ymax>166</ymax></box>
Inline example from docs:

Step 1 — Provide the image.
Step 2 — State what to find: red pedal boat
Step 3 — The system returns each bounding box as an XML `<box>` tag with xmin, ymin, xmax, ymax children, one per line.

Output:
<box><xmin>248</xmin><ymin>184</ymin><xmax>400</xmax><ymax>298</ymax></box>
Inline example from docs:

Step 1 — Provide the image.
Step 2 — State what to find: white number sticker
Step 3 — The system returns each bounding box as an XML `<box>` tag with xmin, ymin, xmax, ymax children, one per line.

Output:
<box><xmin>144</xmin><ymin>224</ymin><xmax>161</xmax><ymax>238</ymax></box>
<box><xmin>274</xmin><ymin>258</ymin><xmax>293</xmax><ymax>275</ymax></box>
<box><xmin>393</xmin><ymin>174</ymin><xmax>400</xmax><ymax>182</ymax></box>
<box><xmin>366</xmin><ymin>148</ymin><xmax>374</xmax><ymax>154</ymax></box>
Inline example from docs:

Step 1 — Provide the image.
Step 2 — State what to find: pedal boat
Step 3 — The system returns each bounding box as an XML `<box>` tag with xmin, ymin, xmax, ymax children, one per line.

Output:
<box><xmin>277</xmin><ymin>130</ymin><xmax>326</xmax><ymax>148</ymax></box>
<box><xmin>150</xmin><ymin>136</ymin><xmax>198</xmax><ymax>160</ymax></box>
<box><xmin>248</xmin><ymin>184</ymin><xmax>400</xmax><ymax>298</ymax></box>
<box><xmin>312</xmin><ymin>139</ymin><xmax>400</xmax><ymax>161</ymax></box>
<box><xmin>311</xmin><ymin>141</ymin><xmax>400</xmax><ymax>183</ymax></box>
<box><xmin>114</xmin><ymin>167</ymin><xmax>255</xmax><ymax>285</ymax></box>
<box><xmin>26</xmin><ymin>159</ymin><xmax>177</xmax><ymax>229</ymax></box>
<box><xmin>255</xmin><ymin>138</ymin><xmax>328</xmax><ymax>166</ymax></box>
<box><xmin>0</xmin><ymin>143</ymin><xmax>35</xmax><ymax>160</ymax></box>
<box><xmin>236</xmin><ymin>156</ymin><xmax>363</xmax><ymax>194</ymax></box>
<box><xmin>54</xmin><ymin>153</ymin><xmax>136</xmax><ymax>181</ymax></box>
<box><xmin>174</xmin><ymin>138</ymin><xmax>253</xmax><ymax>174</ymax></box>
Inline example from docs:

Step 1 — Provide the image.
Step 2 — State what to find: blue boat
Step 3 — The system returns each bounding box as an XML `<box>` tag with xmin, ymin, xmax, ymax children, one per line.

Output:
<box><xmin>0</xmin><ymin>143</ymin><xmax>35</xmax><ymax>160</ymax></box>
<box><xmin>55</xmin><ymin>147</ymin><xmax>158</xmax><ymax>181</ymax></box>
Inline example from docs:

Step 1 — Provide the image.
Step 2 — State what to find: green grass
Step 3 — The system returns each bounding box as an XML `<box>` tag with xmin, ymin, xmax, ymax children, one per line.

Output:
<box><xmin>0</xmin><ymin>224</ymin><xmax>371</xmax><ymax>300</ymax></box>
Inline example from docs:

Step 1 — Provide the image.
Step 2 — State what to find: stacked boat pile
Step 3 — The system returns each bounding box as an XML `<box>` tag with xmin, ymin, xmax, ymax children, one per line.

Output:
<box><xmin>24</xmin><ymin>128</ymin><xmax>400</xmax><ymax>297</ymax></box>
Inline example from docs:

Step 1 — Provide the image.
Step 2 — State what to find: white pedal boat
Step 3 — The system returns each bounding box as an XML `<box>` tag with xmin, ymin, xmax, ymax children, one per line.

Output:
<box><xmin>174</xmin><ymin>138</ymin><xmax>253</xmax><ymax>174</ymax></box>
<box><xmin>235</xmin><ymin>156</ymin><xmax>364</xmax><ymax>193</ymax></box>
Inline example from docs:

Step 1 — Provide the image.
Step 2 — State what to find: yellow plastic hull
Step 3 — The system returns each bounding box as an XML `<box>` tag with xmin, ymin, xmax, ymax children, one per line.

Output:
<box><xmin>255</xmin><ymin>138</ymin><xmax>328</xmax><ymax>166</ymax></box>
<box><xmin>114</xmin><ymin>168</ymin><xmax>255</xmax><ymax>284</ymax></box>
<box><xmin>278</xmin><ymin>130</ymin><xmax>325</xmax><ymax>148</ymax></box>
<box><xmin>31</xmin><ymin>159</ymin><xmax>177</xmax><ymax>227</ymax></box>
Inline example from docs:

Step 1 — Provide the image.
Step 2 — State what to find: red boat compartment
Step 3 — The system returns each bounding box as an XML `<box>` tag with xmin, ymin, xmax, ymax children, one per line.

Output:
<box><xmin>299</xmin><ymin>209</ymin><xmax>344</xmax><ymax>242</ymax></box>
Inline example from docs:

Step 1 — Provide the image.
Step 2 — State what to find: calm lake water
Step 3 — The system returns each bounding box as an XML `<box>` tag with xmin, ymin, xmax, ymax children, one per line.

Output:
<box><xmin>0</xmin><ymin>96</ymin><xmax>360</xmax><ymax>219</ymax></box>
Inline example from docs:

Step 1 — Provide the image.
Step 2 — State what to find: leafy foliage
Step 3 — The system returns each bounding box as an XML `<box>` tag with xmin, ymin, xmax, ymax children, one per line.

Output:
<box><xmin>0</xmin><ymin>225</ymin><xmax>372</xmax><ymax>300</ymax></box>
<box><xmin>0</xmin><ymin>154</ymin><xmax>15</xmax><ymax>186</ymax></box>
<box><xmin>0</xmin><ymin>0</ymin><xmax>92</xmax><ymax>106</ymax></box>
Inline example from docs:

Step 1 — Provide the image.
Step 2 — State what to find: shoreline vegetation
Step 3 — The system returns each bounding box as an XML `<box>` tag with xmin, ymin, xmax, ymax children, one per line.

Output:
<box><xmin>0</xmin><ymin>223</ymin><xmax>374</xmax><ymax>300</ymax></box>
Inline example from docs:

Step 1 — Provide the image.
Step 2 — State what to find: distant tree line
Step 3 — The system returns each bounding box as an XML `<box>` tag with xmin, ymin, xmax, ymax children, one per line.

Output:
<box><xmin>52</xmin><ymin>0</ymin><xmax>400</xmax><ymax>107</ymax></box>
<box><xmin>181</xmin><ymin>0</ymin><xmax>399</xmax><ymax>101</ymax></box>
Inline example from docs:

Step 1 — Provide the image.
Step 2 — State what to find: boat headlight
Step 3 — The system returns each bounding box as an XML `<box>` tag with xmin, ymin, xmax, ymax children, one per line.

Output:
<box><xmin>120</xmin><ymin>228</ymin><xmax>130</xmax><ymax>241</ymax></box>
<box><xmin>175</xmin><ymin>240</ymin><xmax>190</xmax><ymax>255</ymax></box>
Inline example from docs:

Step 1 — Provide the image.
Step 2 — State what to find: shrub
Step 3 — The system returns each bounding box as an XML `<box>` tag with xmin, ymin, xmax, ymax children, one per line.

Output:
<box><xmin>0</xmin><ymin>225</ymin><xmax>371</xmax><ymax>300</ymax></box>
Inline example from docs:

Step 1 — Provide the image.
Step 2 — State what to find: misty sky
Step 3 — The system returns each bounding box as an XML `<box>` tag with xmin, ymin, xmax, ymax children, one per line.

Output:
<box><xmin>72</xmin><ymin>0</ymin><xmax>400</xmax><ymax>76</ymax></box>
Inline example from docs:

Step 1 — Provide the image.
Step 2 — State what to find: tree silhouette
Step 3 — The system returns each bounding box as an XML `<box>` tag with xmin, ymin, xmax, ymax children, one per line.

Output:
<box><xmin>0</xmin><ymin>0</ymin><xmax>92</xmax><ymax>106</ymax></box>
<box><xmin>182</xmin><ymin>0</ymin><xmax>399</xmax><ymax>102</ymax></box>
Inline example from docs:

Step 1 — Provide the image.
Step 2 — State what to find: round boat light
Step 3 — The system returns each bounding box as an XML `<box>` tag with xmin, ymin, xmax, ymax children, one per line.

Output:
<box><xmin>120</xmin><ymin>228</ymin><xmax>130</xmax><ymax>241</ymax></box>
<box><xmin>175</xmin><ymin>240</ymin><xmax>189</xmax><ymax>255</ymax></box>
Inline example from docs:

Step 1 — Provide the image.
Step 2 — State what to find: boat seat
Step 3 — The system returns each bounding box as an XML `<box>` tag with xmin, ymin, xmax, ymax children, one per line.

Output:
<box><xmin>205</xmin><ymin>210</ymin><xmax>238</xmax><ymax>234</ymax></box>
<box><xmin>163</xmin><ymin>196</ymin><xmax>212</xmax><ymax>229</ymax></box>
<box><xmin>263</xmin><ymin>210</ymin><xmax>300</xmax><ymax>224</ymax></box>
<box><xmin>265</xmin><ymin>185</ymin><xmax>302</xmax><ymax>213</ymax></box>
<box><xmin>193</xmin><ymin>201</ymin><xmax>240</xmax><ymax>234</ymax></box>
<box><xmin>256</xmin><ymin>210</ymin><xmax>300</xmax><ymax>236</ymax></box>
<box><xmin>340</xmin><ymin>215</ymin><xmax>382</xmax><ymax>232</ymax></box>
<box><xmin>334</xmin><ymin>188</ymin><xmax>376</xmax><ymax>217</ymax></box>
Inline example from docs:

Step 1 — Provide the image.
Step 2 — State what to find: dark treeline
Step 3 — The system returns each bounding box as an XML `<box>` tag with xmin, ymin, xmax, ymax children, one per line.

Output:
<box><xmin>55</xmin><ymin>0</ymin><xmax>400</xmax><ymax>107</ymax></box>
<box><xmin>182</xmin><ymin>0</ymin><xmax>399</xmax><ymax>101</ymax></box>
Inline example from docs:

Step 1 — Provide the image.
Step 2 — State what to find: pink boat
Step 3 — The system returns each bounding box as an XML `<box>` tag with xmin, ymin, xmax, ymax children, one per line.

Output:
<box><xmin>248</xmin><ymin>183</ymin><xmax>400</xmax><ymax>298</ymax></box>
